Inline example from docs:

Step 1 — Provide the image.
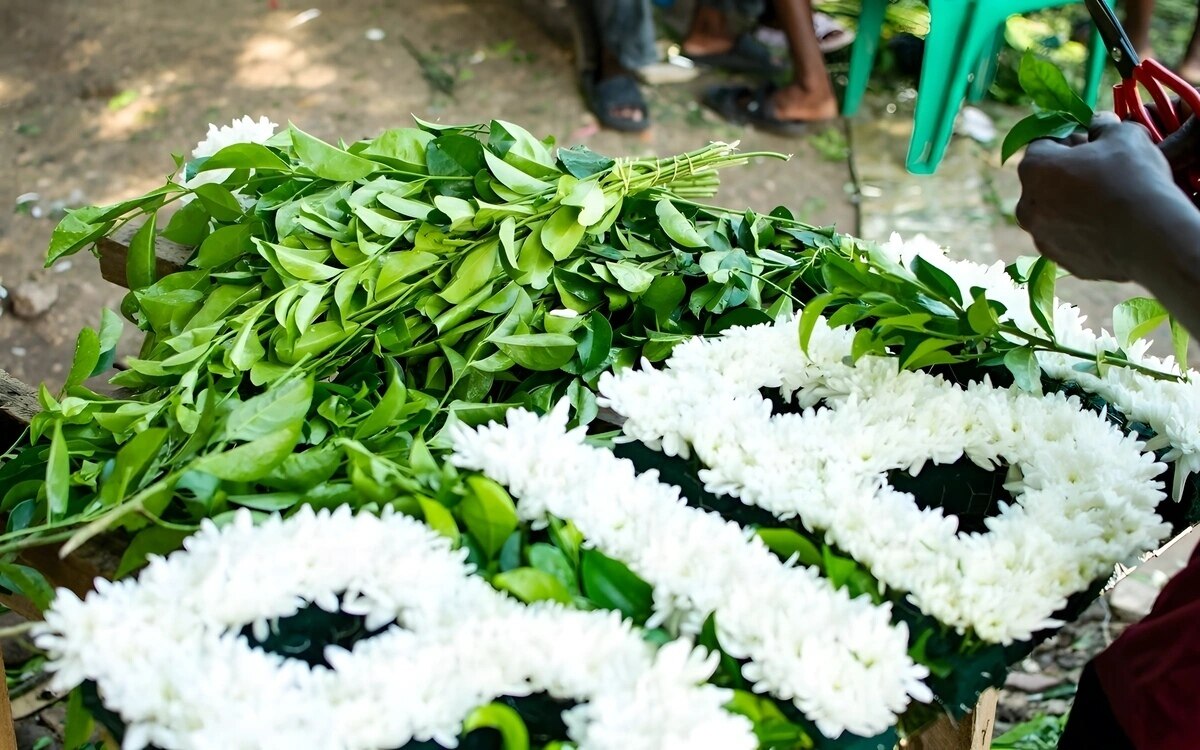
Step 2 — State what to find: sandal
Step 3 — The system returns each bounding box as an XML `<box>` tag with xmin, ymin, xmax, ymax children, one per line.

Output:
<box><xmin>813</xmin><ymin>13</ymin><xmax>856</xmax><ymax>55</ymax></box>
<box><xmin>685</xmin><ymin>33</ymin><xmax>783</xmax><ymax>76</ymax></box>
<box><xmin>584</xmin><ymin>74</ymin><xmax>651</xmax><ymax>133</ymax></box>
<box><xmin>701</xmin><ymin>84</ymin><xmax>816</xmax><ymax>137</ymax></box>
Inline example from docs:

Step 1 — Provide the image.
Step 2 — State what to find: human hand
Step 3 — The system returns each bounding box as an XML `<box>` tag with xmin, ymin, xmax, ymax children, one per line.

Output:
<box><xmin>1015</xmin><ymin>113</ymin><xmax>1193</xmax><ymax>283</ymax></box>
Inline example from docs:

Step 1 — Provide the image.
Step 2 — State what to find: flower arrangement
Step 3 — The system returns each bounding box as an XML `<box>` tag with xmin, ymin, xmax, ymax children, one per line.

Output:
<box><xmin>4</xmin><ymin>115</ymin><xmax>1200</xmax><ymax>749</ymax></box>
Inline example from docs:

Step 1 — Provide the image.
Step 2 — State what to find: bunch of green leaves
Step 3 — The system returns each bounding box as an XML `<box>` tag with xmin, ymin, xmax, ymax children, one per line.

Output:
<box><xmin>2</xmin><ymin>118</ymin><xmax>839</xmax><ymax>564</ymax></box>
<box><xmin>991</xmin><ymin>713</ymin><xmax>1069</xmax><ymax>750</ymax></box>
<box><xmin>1001</xmin><ymin>54</ymin><xmax>1095</xmax><ymax>163</ymax></box>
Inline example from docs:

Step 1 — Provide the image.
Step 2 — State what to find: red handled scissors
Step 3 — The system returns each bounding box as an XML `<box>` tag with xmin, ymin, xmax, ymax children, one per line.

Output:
<box><xmin>1086</xmin><ymin>0</ymin><xmax>1200</xmax><ymax>191</ymax></box>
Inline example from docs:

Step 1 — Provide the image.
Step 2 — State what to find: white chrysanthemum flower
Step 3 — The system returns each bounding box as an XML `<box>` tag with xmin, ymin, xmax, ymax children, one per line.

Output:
<box><xmin>35</xmin><ymin>508</ymin><xmax>753</xmax><ymax>750</ymax></box>
<box><xmin>451</xmin><ymin>404</ymin><xmax>929</xmax><ymax>739</ymax></box>
<box><xmin>600</xmin><ymin>314</ymin><xmax>1171</xmax><ymax>646</ymax></box>
<box><xmin>179</xmin><ymin>115</ymin><xmax>278</xmax><ymax>204</ymax></box>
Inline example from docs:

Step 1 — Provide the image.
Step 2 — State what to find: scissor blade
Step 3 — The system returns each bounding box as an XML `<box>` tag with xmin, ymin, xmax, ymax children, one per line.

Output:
<box><xmin>1085</xmin><ymin>0</ymin><xmax>1139</xmax><ymax>78</ymax></box>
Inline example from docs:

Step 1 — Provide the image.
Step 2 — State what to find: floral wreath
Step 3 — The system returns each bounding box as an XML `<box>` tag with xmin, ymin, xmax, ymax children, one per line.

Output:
<box><xmin>450</xmin><ymin>405</ymin><xmax>930</xmax><ymax>739</ymax></box>
<box><xmin>598</xmin><ymin>315</ymin><xmax>1170</xmax><ymax>644</ymax></box>
<box><xmin>35</xmin><ymin>508</ymin><xmax>754</xmax><ymax>750</ymax></box>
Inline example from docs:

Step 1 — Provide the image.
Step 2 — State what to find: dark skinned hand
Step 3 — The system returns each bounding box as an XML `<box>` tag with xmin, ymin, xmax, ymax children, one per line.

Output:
<box><xmin>1015</xmin><ymin>113</ymin><xmax>1200</xmax><ymax>284</ymax></box>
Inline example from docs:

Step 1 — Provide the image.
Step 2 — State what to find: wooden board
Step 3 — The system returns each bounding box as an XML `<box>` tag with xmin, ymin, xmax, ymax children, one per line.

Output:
<box><xmin>0</xmin><ymin>369</ymin><xmax>39</xmax><ymax>446</ymax></box>
<box><xmin>95</xmin><ymin>221</ymin><xmax>191</xmax><ymax>289</ymax></box>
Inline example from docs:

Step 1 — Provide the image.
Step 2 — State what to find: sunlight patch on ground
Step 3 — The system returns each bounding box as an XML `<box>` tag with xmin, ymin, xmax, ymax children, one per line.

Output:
<box><xmin>235</xmin><ymin>32</ymin><xmax>337</xmax><ymax>90</ymax></box>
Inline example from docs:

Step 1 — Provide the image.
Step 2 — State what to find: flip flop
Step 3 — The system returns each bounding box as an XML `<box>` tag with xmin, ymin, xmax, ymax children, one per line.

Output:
<box><xmin>685</xmin><ymin>33</ymin><xmax>784</xmax><ymax>76</ymax></box>
<box><xmin>701</xmin><ymin>84</ymin><xmax>813</xmax><ymax>137</ymax></box>
<box><xmin>813</xmin><ymin>13</ymin><xmax>856</xmax><ymax>55</ymax></box>
<box><xmin>584</xmin><ymin>74</ymin><xmax>651</xmax><ymax>133</ymax></box>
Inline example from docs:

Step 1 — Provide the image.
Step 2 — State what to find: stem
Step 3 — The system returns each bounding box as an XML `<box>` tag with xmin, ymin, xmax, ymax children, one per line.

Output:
<box><xmin>1004</xmin><ymin>326</ymin><xmax>1182</xmax><ymax>382</ymax></box>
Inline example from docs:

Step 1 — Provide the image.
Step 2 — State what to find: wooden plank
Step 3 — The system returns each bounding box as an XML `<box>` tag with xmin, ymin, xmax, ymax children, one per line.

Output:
<box><xmin>0</xmin><ymin>369</ymin><xmax>38</xmax><ymax>429</ymax></box>
<box><xmin>0</xmin><ymin>646</ymin><xmax>16</xmax><ymax>750</ymax></box>
<box><xmin>95</xmin><ymin>222</ymin><xmax>191</xmax><ymax>290</ymax></box>
<box><xmin>903</xmin><ymin>690</ymin><xmax>998</xmax><ymax>750</ymax></box>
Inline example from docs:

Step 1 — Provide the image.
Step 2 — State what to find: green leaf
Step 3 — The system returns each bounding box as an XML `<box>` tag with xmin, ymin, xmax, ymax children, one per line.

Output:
<box><xmin>1027</xmin><ymin>257</ymin><xmax>1058</xmax><ymax>336</ymax></box>
<box><xmin>377</xmin><ymin>192</ymin><xmax>433</xmax><ymax>220</ymax></box>
<box><xmin>576</xmin><ymin>312</ymin><xmax>613</xmax><ymax>371</ymax></box>
<box><xmin>1004</xmin><ymin>346</ymin><xmax>1043</xmax><ymax>393</ymax></box>
<box><xmin>1001</xmin><ymin>111</ymin><xmax>1080</xmax><ymax>163</ymax></box>
<box><xmin>1018</xmin><ymin>53</ymin><xmax>1093</xmax><ymax>125</ymax></box>
<box><xmin>65</xmin><ymin>327</ymin><xmax>101</xmax><ymax>389</ymax></box>
<box><xmin>426</xmin><ymin>134</ymin><xmax>486</xmax><ymax>178</ymax></box>
<box><xmin>642</xmin><ymin>276</ymin><xmax>685</xmax><ymax>319</ymax></box>
<box><xmin>63</xmin><ymin>687</ymin><xmax>95</xmax><ymax>750</ymax></box>
<box><xmin>98</xmin><ymin>428</ymin><xmax>168</xmax><ymax>507</ymax></box>
<box><xmin>377</xmin><ymin>250</ymin><xmax>439</xmax><ymax>297</ymax></box>
<box><xmin>911</xmin><ymin>255</ymin><xmax>962</xmax><ymax>306</ymax></box>
<box><xmin>528</xmin><ymin>543</ymin><xmax>577</xmax><ymax>591</ymax></box>
<box><xmin>756</xmin><ymin>527</ymin><xmax>821</xmax><ymax>567</ymax></box>
<box><xmin>0</xmin><ymin>563</ymin><xmax>54</xmax><ymax>611</ymax></box>
<box><xmin>541</xmin><ymin>205</ymin><xmax>585</xmax><ymax>260</ymax></box>
<box><xmin>224</xmin><ymin>377</ymin><xmax>313</xmax><ymax>442</ymax></box>
<box><xmin>271</xmin><ymin>243</ymin><xmax>342</xmax><ymax>281</ymax></box>
<box><xmin>580</xmin><ymin>549</ymin><xmax>653</xmax><ymax>623</ymax></box>
<box><xmin>418</xmin><ymin>497</ymin><xmax>460</xmax><ymax>545</ymax></box>
<box><xmin>461</xmin><ymin>475</ymin><xmax>520</xmax><ymax>559</ymax></box>
<box><xmin>291</xmin><ymin>126</ymin><xmax>378</xmax><ymax>180</ymax></box>
<box><xmin>484</xmin><ymin>149</ymin><xmax>553</xmax><ymax>194</ymax></box>
<box><xmin>463</xmin><ymin>703</ymin><xmax>530</xmax><ymax>750</ymax></box>
<box><xmin>192</xmin><ymin>423</ymin><xmax>302</xmax><ymax>481</ymax></box>
<box><xmin>557</xmin><ymin>145</ymin><xmax>615</xmax><ymax>178</ymax></box>
<box><xmin>562</xmin><ymin>180</ymin><xmax>606</xmax><ymax>226</ymax></box>
<box><xmin>200</xmin><ymin>142</ymin><xmax>290</xmax><ymax>172</ymax></box>
<box><xmin>46</xmin><ymin>422</ymin><xmax>70</xmax><ymax>521</ymax></box>
<box><xmin>966</xmin><ymin>293</ymin><xmax>1000</xmax><ymax>336</ymax></box>
<box><xmin>655</xmin><ymin>199</ymin><xmax>706</xmax><ymax>248</ymax></box>
<box><xmin>440</xmin><ymin>241</ymin><xmax>499</xmax><ymax>304</ymax></box>
<box><xmin>160</xmin><ymin>200</ymin><xmax>210</xmax><ymax>245</ymax></box>
<box><xmin>1171</xmin><ymin>316</ymin><xmax>1190</xmax><ymax>366</ymax></box>
<box><xmin>115</xmin><ymin>526</ymin><xmax>190</xmax><ymax>577</ymax></box>
<box><xmin>492</xmin><ymin>567</ymin><xmax>573</xmax><ymax>604</ymax></box>
<box><xmin>798</xmin><ymin>292</ymin><xmax>835</xmax><ymax>352</ymax></box>
<box><xmin>362</xmin><ymin>127</ymin><xmax>433</xmax><ymax>171</ymax></box>
<box><xmin>606</xmin><ymin>262</ymin><xmax>654</xmax><ymax>294</ymax></box>
<box><xmin>1113</xmin><ymin>297</ymin><xmax>1169</xmax><ymax>348</ymax></box>
<box><xmin>194</xmin><ymin>224</ymin><xmax>253</xmax><ymax>268</ymax></box>
<box><xmin>46</xmin><ymin>207</ymin><xmax>111</xmax><ymax>264</ymax></box>
<box><xmin>192</xmin><ymin>183</ymin><xmax>243</xmax><ymax>222</ymax></box>
<box><xmin>492</xmin><ymin>333</ymin><xmax>578</xmax><ymax>371</ymax></box>
<box><xmin>902</xmin><ymin>337</ymin><xmax>958</xmax><ymax>370</ymax></box>
<box><xmin>354</xmin><ymin>361</ymin><xmax>407</xmax><ymax>438</ymax></box>
<box><xmin>127</xmin><ymin>212</ymin><xmax>158</xmax><ymax>291</ymax></box>
<box><xmin>489</xmin><ymin>119</ymin><xmax>558</xmax><ymax>177</ymax></box>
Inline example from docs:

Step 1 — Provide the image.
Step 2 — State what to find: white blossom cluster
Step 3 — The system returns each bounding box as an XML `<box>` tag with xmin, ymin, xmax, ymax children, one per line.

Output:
<box><xmin>879</xmin><ymin>233</ymin><xmax>1200</xmax><ymax>500</ymax></box>
<box><xmin>179</xmin><ymin>115</ymin><xmax>278</xmax><ymax>200</ymax></box>
<box><xmin>450</xmin><ymin>405</ymin><xmax>930</xmax><ymax>739</ymax></box>
<box><xmin>34</xmin><ymin>507</ymin><xmax>753</xmax><ymax>750</ymax></box>
<box><xmin>599</xmin><ymin>314</ymin><xmax>1170</xmax><ymax>645</ymax></box>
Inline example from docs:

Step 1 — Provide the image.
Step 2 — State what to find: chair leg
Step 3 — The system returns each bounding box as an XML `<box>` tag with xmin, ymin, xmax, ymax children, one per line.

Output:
<box><xmin>906</xmin><ymin>0</ymin><xmax>977</xmax><ymax>174</ymax></box>
<box><xmin>842</xmin><ymin>0</ymin><xmax>888</xmax><ymax>116</ymax></box>
<box><xmin>1083</xmin><ymin>0</ymin><xmax>1117</xmax><ymax>107</ymax></box>
<box><xmin>968</xmin><ymin>26</ymin><xmax>1007</xmax><ymax>103</ymax></box>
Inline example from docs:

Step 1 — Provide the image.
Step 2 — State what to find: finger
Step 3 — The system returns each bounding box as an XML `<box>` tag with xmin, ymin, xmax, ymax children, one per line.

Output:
<box><xmin>1088</xmin><ymin>111</ymin><xmax>1123</xmax><ymax>140</ymax></box>
<box><xmin>1160</xmin><ymin>114</ymin><xmax>1200</xmax><ymax>170</ymax></box>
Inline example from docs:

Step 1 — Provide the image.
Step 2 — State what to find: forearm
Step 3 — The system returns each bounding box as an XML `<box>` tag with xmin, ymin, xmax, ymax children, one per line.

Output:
<box><xmin>1126</xmin><ymin>198</ymin><xmax>1200</xmax><ymax>339</ymax></box>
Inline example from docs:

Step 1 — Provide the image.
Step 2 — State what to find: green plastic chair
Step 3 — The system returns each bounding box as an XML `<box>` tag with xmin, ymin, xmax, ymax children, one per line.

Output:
<box><xmin>842</xmin><ymin>0</ymin><xmax>1113</xmax><ymax>175</ymax></box>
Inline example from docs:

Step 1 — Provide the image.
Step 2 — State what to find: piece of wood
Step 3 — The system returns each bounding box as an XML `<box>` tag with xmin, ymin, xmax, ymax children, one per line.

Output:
<box><xmin>0</xmin><ymin>369</ymin><xmax>39</xmax><ymax>431</ymax></box>
<box><xmin>0</xmin><ymin>646</ymin><xmax>17</xmax><ymax>750</ymax></box>
<box><xmin>95</xmin><ymin>221</ymin><xmax>191</xmax><ymax>289</ymax></box>
<box><xmin>903</xmin><ymin>690</ymin><xmax>998</xmax><ymax>750</ymax></box>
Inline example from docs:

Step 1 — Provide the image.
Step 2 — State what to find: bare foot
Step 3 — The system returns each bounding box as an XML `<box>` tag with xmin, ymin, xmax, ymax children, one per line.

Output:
<box><xmin>768</xmin><ymin>85</ymin><xmax>839</xmax><ymax>122</ymax></box>
<box><xmin>682</xmin><ymin>6</ymin><xmax>735</xmax><ymax>57</ymax></box>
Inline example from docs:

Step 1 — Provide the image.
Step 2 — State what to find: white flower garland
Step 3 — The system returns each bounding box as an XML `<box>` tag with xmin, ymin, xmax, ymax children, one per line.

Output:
<box><xmin>34</xmin><ymin>508</ymin><xmax>753</xmax><ymax>750</ymax></box>
<box><xmin>880</xmin><ymin>233</ymin><xmax>1200</xmax><ymax>499</ymax></box>
<box><xmin>450</xmin><ymin>406</ymin><xmax>930</xmax><ymax>740</ymax></box>
<box><xmin>598</xmin><ymin>315</ymin><xmax>1170</xmax><ymax>645</ymax></box>
<box><xmin>179</xmin><ymin>115</ymin><xmax>278</xmax><ymax>202</ymax></box>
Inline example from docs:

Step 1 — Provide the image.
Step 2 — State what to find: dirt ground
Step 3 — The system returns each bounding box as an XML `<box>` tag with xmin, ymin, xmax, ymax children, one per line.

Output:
<box><xmin>0</xmin><ymin>0</ymin><xmax>856</xmax><ymax>391</ymax></box>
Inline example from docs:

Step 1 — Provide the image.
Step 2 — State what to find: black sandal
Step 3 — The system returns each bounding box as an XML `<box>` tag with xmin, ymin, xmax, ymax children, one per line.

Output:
<box><xmin>685</xmin><ymin>34</ymin><xmax>783</xmax><ymax>76</ymax></box>
<box><xmin>584</xmin><ymin>74</ymin><xmax>651</xmax><ymax>133</ymax></box>
<box><xmin>701</xmin><ymin>84</ymin><xmax>814</xmax><ymax>136</ymax></box>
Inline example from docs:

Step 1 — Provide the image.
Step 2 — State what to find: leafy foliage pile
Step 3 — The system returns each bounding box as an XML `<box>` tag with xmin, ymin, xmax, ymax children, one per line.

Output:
<box><xmin>0</xmin><ymin>118</ymin><xmax>1191</xmax><ymax>748</ymax></box>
